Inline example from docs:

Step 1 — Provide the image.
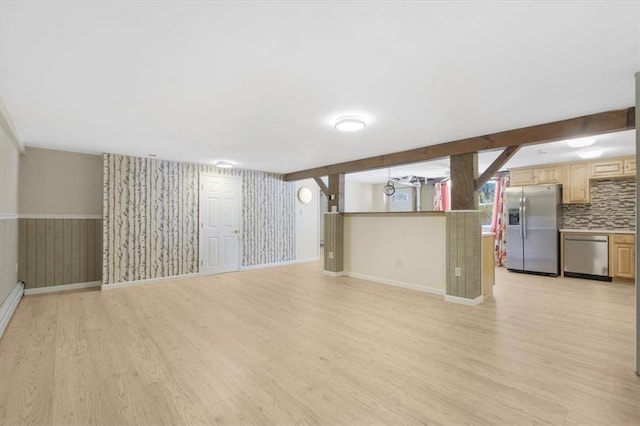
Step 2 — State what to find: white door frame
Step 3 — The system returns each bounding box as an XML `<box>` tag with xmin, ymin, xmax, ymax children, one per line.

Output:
<box><xmin>199</xmin><ymin>173</ymin><xmax>242</xmax><ymax>275</ymax></box>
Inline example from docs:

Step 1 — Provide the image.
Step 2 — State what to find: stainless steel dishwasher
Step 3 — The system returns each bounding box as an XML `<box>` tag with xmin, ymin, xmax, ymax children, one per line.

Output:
<box><xmin>564</xmin><ymin>234</ymin><xmax>611</xmax><ymax>281</ymax></box>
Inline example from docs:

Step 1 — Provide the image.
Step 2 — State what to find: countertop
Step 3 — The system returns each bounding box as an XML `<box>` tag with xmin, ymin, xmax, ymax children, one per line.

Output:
<box><xmin>559</xmin><ymin>229</ymin><xmax>635</xmax><ymax>235</ymax></box>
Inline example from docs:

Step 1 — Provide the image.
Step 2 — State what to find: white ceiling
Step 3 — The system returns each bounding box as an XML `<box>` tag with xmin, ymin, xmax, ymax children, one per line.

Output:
<box><xmin>1</xmin><ymin>1</ymin><xmax>638</xmax><ymax>174</ymax></box>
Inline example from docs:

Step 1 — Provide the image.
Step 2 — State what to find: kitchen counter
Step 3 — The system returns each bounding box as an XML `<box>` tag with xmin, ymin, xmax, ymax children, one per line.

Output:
<box><xmin>560</xmin><ymin>229</ymin><xmax>635</xmax><ymax>234</ymax></box>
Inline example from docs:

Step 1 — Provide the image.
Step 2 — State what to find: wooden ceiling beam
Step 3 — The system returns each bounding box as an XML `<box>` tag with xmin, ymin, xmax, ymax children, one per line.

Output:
<box><xmin>313</xmin><ymin>177</ymin><xmax>329</xmax><ymax>197</ymax></box>
<box><xmin>283</xmin><ymin>107</ymin><xmax>635</xmax><ymax>181</ymax></box>
<box><xmin>475</xmin><ymin>145</ymin><xmax>521</xmax><ymax>191</ymax></box>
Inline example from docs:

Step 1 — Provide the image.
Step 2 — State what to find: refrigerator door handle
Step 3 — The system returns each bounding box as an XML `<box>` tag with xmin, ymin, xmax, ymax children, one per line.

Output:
<box><xmin>522</xmin><ymin>197</ymin><xmax>527</xmax><ymax>239</ymax></box>
<box><xmin>519</xmin><ymin>197</ymin><xmax>524</xmax><ymax>238</ymax></box>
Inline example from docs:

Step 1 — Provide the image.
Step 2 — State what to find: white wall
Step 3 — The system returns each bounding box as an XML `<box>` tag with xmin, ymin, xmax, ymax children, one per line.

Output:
<box><xmin>19</xmin><ymin>147</ymin><xmax>103</xmax><ymax>215</ymax></box>
<box><xmin>371</xmin><ymin>184</ymin><xmax>388</xmax><ymax>212</ymax></box>
<box><xmin>295</xmin><ymin>179</ymin><xmax>320</xmax><ymax>261</ymax></box>
<box><xmin>343</xmin><ymin>213</ymin><xmax>447</xmax><ymax>294</ymax></box>
<box><xmin>421</xmin><ymin>184</ymin><xmax>436</xmax><ymax>211</ymax></box>
<box><xmin>0</xmin><ymin>103</ymin><xmax>22</xmax><ymax>306</ymax></box>
<box><xmin>344</xmin><ymin>181</ymin><xmax>374</xmax><ymax>212</ymax></box>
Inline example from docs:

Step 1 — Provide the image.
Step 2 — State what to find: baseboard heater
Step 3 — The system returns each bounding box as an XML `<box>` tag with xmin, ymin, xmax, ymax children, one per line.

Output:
<box><xmin>0</xmin><ymin>281</ymin><xmax>25</xmax><ymax>339</ymax></box>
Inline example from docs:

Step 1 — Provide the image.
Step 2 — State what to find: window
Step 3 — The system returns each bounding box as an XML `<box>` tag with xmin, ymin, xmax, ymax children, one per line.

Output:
<box><xmin>478</xmin><ymin>180</ymin><xmax>496</xmax><ymax>226</ymax></box>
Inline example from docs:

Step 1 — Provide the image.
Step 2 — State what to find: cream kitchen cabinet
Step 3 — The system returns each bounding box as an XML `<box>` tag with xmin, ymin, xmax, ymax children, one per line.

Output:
<box><xmin>611</xmin><ymin>234</ymin><xmax>635</xmax><ymax>280</ymax></box>
<box><xmin>591</xmin><ymin>157</ymin><xmax>636</xmax><ymax>178</ymax></box>
<box><xmin>508</xmin><ymin>165</ymin><xmax>562</xmax><ymax>186</ymax></box>
<box><xmin>509</xmin><ymin>168</ymin><xmax>536</xmax><ymax>186</ymax></box>
<box><xmin>563</xmin><ymin>163</ymin><xmax>589</xmax><ymax>204</ymax></box>
<box><xmin>591</xmin><ymin>159</ymin><xmax>625</xmax><ymax>178</ymax></box>
<box><xmin>623</xmin><ymin>158</ymin><xmax>636</xmax><ymax>175</ymax></box>
<box><xmin>534</xmin><ymin>166</ymin><xmax>563</xmax><ymax>184</ymax></box>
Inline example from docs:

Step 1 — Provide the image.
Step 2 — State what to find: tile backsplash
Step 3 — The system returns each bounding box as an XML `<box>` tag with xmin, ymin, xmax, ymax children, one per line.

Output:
<box><xmin>562</xmin><ymin>177</ymin><xmax>635</xmax><ymax>230</ymax></box>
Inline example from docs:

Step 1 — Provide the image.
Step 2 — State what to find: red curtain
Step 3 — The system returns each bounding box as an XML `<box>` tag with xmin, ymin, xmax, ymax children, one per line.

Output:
<box><xmin>493</xmin><ymin>174</ymin><xmax>510</xmax><ymax>266</ymax></box>
<box><xmin>434</xmin><ymin>181</ymin><xmax>450</xmax><ymax>211</ymax></box>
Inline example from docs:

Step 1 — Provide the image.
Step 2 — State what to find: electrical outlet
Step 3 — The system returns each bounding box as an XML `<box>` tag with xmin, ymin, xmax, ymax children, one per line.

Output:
<box><xmin>394</xmin><ymin>258</ymin><xmax>402</xmax><ymax>266</ymax></box>
<box><xmin>328</xmin><ymin>252</ymin><xmax>334</xmax><ymax>259</ymax></box>
<box><xmin>455</xmin><ymin>267</ymin><xmax>461</xmax><ymax>277</ymax></box>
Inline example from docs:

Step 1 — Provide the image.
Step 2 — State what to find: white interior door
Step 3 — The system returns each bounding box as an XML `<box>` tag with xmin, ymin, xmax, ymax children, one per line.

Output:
<box><xmin>199</xmin><ymin>175</ymin><xmax>241</xmax><ymax>275</ymax></box>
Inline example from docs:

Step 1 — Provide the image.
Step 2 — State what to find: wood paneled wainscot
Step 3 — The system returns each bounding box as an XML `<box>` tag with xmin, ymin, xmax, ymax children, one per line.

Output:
<box><xmin>18</xmin><ymin>218</ymin><xmax>103</xmax><ymax>290</ymax></box>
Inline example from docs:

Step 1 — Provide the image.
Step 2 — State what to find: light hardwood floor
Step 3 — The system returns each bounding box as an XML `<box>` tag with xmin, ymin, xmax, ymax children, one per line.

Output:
<box><xmin>0</xmin><ymin>261</ymin><xmax>638</xmax><ymax>425</ymax></box>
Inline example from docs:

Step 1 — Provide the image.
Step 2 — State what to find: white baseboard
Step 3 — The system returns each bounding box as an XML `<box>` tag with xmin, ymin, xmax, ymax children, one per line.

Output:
<box><xmin>344</xmin><ymin>272</ymin><xmax>445</xmax><ymax>296</ymax></box>
<box><xmin>444</xmin><ymin>294</ymin><xmax>484</xmax><ymax>306</ymax></box>
<box><xmin>0</xmin><ymin>281</ymin><xmax>24</xmax><ymax>339</ymax></box>
<box><xmin>240</xmin><ymin>257</ymin><xmax>319</xmax><ymax>271</ymax></box>
<box><xmin>24</xmin><ymin>281</ymin><xmax>101</xmax><ymax>295</ymax></box>
<box><xmin>102</xmin><ymin>273</ymin><xmax>198</xmax><ymax>290</ymax></box>
<box><xmin>323</xmin><ymin>270</ymin><xmax>345</xmax><ymax>277</ymax></box>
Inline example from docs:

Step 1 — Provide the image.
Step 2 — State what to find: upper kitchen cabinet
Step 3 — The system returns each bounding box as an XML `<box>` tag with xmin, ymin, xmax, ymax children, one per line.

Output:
<box><xmin>508</xmin><ymin>165</ymin><xmax>562</xmax><ymax>186</ymax></box>
<box><xmin>534</xmin><ymin>165</ymin><xmax>563</xmax><ymax>184</ymax></box>
<box><xmin>509</xmin><ymin>155</ymin><xmax>636</xmax><ymax>204</ymax></box>
<box><xmin>509</xmin><ymin>168</ymin><xmax>536</xmax><ymax>186</ymax></box>
<box><xmin>590</xmin><ymin>157</ymin><xmax>636</xmax><ymax>179</ymax></box>
<box><xmin>564</xmin><ymin>163</ymin><xmax>590</xmax><ymax>204</ymax></box>
<box><xmin>623</xmin><ymin>158</ymin><xmax>636</xmax><ymax>174</ymax></box>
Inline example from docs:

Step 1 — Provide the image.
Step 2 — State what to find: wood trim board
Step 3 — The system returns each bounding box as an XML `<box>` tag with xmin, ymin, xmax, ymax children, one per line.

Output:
<box><xmin>284</xmin><ymin>107</ymin><xmax>635</xmax><ymax>181</ymax></box>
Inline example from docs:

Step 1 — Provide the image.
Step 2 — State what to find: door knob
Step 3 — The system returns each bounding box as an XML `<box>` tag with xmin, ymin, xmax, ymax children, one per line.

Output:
<box><xmin>233</xmin><ymin>229</ymin><xmax>240</xmax><ymax>234</ymax></box>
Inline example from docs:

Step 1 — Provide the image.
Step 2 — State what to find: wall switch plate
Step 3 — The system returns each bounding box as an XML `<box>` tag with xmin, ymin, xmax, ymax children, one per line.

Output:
<box><xmin>328</xmin><ymin>252</ymin><xmax>334</xmax><ymax>259</ymax></box>
<box><xmin>455</xmin><ymin>267</ymin><xmax>461</xmax><ymax>277</ymax></box>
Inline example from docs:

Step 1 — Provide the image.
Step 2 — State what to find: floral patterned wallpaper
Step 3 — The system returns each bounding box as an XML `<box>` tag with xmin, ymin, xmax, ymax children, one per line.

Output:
<box><xmin>103</xmin><ymin>154</ymin><xmax>295</xmax><ymax>284</ymax></box>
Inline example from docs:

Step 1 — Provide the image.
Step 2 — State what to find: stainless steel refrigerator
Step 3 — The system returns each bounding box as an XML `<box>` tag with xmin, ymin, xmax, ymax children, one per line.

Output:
<box><xmin>506</xmin><ymin>184</ymin><xmax>561</xmax><ymax>276</ymax></box>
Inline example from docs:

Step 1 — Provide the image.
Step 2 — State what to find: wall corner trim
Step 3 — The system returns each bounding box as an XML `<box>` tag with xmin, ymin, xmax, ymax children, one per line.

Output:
<box><xmin>444</xmin><ymin>294</ymin><xmax>484</xmax><ymax>306</ymax></box>
<box><xmin>0</xmin><ymin>281</ymin><xmax>24</xmax><ymax>339</ymax></box>
<box><xmin>322</xmin><ymin>271</ymin><xmax>345</xmax><ymax>277</ymax></box>
<box><xmin>0</xmin><ymin>98</ymin><xmax>25</xmax><ymax>153</ymax></box>
<box><xmin>102</xmin><ymin>273</ymin><xmax>198</xmax><ymax>290</ymax></box>
<box><xmin>344</xmin><ymin>272</ymin><xmax>445</xmax><ymax>296</ymax></box>
<box><xmin>24</xmin><ymin>281</ymin><xmax>101</xmax><ymax>295</ymax></box>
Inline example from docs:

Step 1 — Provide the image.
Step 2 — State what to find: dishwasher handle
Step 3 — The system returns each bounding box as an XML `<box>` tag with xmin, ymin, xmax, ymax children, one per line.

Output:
<box><xmin>565</xmin><ymin>235</ymin><xmax>609</xmax><ymax>243</ymax></box>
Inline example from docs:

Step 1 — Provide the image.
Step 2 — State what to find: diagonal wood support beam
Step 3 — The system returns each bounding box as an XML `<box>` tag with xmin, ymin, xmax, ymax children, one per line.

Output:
<box><xmin>284</xmin><ymin>107</ymin><xmax>635</xmax><ymax>181</ymax></box>
<box><xmin>313</xmin><ymin>177</ymin><xmax>329</xmax><ymax>197</ymax></box>
<box><xmin>475</xmin><ymin>146</ymin><xmax>521</xmax><ymax>190</ymax></box>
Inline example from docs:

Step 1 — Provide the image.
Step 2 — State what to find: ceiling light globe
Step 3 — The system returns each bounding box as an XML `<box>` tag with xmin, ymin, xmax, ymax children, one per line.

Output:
<box><xmin>214</xmin><ymin>160</ymin><xmax>235</xmax><ymax>168</ymax></box>
<box><xmin>567</xmin><ymin>137</ymin><xmax>596</xmax><ymax>148</ymax></box>
<box><xmin>577</xmin><ymin>150</ymin><xmax>603</xmax><ymax>159</ymax></box>
<box><xmin>335</xmin><ymin>116</ymin><xmax>366</xmax><ymax>132</ymax></box>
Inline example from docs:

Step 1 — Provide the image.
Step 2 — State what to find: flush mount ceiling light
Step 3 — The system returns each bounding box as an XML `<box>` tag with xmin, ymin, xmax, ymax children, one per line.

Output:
<box><xmin>567</xmin><ymin>136</ymin><xmax>596</xmax><ymax>148</ymax></box>
<box><xmin>213</xmin><ymin>160</ymin><xmax>235</xmax><ymax>169</ymax></box>
<box><xmin>334</xmin><ymin>115</ymin><xmax>366</xmax><ymax>132</ymax></box>
<box><xmin>578</xmin><ymin>150</ymin><xmax>603</xmax><ymax>159</ymax></box>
